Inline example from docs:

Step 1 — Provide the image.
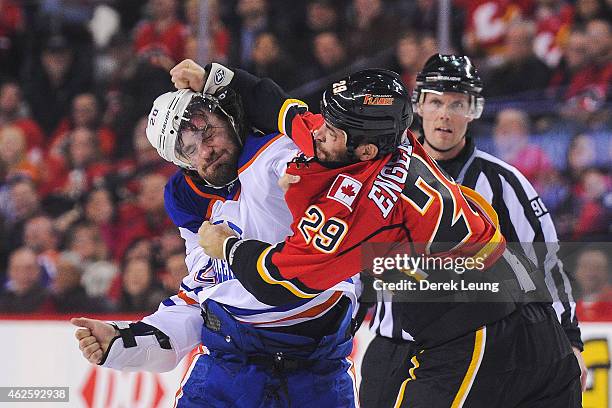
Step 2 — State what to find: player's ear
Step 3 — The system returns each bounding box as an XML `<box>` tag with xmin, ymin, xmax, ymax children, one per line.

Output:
<box><xmin>355</xmin><ymin>143</ymin><xmax>378</xmax><ymax>161</ymax></box>
<box><xmin>415</xmin><ymin>101</ymin><xmax>424</xmax><ymax>117</ymax></box>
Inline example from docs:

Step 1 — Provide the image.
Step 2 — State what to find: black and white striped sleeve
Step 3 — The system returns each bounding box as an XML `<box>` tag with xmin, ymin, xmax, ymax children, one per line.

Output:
<box><xmin>462</xmin><ymin>151</ymin><xmax>582</xmax><ymax>350</ymax></box>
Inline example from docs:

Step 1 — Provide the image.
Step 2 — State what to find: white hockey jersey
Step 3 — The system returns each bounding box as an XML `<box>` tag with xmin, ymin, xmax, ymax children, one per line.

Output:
<box><xmin>142</xmin><ymin>133</ymin><xmax>356</xmax><ymax>361</ymax></box>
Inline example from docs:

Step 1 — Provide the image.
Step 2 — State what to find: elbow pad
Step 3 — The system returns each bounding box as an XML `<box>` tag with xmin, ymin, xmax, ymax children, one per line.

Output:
<box><xmin>98</xmin><ymin>322</ymin><xmax>180</xmax><ymax>373</ymax></box>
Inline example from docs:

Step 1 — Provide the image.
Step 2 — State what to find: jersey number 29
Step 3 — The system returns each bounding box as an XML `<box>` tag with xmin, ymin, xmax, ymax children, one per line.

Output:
<box><xmin>298</xmin><ymin>205</ymin><xmax>348</xmax><ymax>253</ymax></box>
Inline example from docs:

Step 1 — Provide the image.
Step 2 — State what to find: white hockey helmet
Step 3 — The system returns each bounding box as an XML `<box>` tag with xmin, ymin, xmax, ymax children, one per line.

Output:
<box><xmin>146</xmin><ymin>89</ymin><xmax>195</xmax><ymax>170</ymax></box>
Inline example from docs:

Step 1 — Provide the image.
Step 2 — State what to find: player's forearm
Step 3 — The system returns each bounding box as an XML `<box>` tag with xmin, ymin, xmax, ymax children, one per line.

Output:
<box><xmin>224</xmin><ymin>237</ymin><xmax>322</xmax><ymax>305</ymax></box>
<box><xmin>229</xmin><ymin>68</ymin><xmax>315</xmax><ymax>154</ymax></box>
<box><xmin>99</xmin><ymin>305</ymin><xmax>202</xmax><ymax>372</ymax></box>
<box><xmin>230</xmin><ymin>68</ymin><xmax>290</xmax><ymax>134</ymax></box>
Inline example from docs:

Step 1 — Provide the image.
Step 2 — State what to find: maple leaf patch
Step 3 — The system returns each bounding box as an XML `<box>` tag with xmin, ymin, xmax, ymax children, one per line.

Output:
<box><xmin>327</xmin><ymin>174</ymin><xmax>362</xmax><ymax>211</ymax></box>
<box><xmin>341</xmin><ymin>184</ymin><xmax>356</xmax><ymax>197</ymax></box>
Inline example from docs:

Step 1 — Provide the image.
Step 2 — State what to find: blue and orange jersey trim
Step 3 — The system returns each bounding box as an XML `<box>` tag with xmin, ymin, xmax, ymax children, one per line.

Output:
<box><xmin>237</xmin><ymin>132</ymin><xmax>284</xmax><ymax>175</ymax></box>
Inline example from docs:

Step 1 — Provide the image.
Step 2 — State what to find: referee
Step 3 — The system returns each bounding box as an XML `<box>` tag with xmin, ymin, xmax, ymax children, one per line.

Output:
<box><xmin>359</xmin><ymin>54</ymin><xmax>586</xmax><ymax>408</ymax></box>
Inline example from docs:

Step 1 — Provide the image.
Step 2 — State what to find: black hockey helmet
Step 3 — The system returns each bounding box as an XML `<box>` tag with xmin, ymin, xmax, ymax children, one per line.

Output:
<box><xmin>320</xmin><ymin>68</ymin><xmax>412</xmax><ymax>158</ymax></box>
<box><xmin>413</xmin><ymin>54</ymin><xmax>484</xmax><ymax>119</ymax></box>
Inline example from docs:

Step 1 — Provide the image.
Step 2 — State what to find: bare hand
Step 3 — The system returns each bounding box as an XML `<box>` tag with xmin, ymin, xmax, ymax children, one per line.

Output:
<box><xmin>71</xmin><ymin>317</ymin><xmax>119</xmax><ymax>364</ymax></box>
<box><xmin>198</xmin><ymin>221</ymin><xmax>238</xmax><ymax>259</ymax></box>
<box><xmin>572</xmin><ymin>346</ymin><xmax>588</xmax><ymax>391</ymax></box>
<box><xmin>278</xmin><ymin>174</ymin><xmax>301</xmax><ymax>193</ymax></box>
<box><xmin>170</xmin><ymin>59</ymin><xmax>207</xmax><ymax>92</ymax></box>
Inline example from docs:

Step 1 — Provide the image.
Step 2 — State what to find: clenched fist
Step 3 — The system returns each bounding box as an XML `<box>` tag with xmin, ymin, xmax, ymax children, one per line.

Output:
<box><xmin>71</xmin><ymin>317</ymin><xmax>119</xmax><ymax>364</ymax></box>
<box><xmin>170</xmin><ymin>59</ymin><xmax>207</xmax><ymax>92</ymax></box>
<box><xmin>198</xmin><ymin>221</ymin><xmax>238</xmax><ymax>259</ymax></box>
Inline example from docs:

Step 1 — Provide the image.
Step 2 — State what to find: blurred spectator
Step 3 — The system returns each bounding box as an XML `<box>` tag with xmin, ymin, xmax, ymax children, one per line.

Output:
<box><xmin>305</xmin><ymin>0</ymin><xmax>340</xmax><ymax>35</ymax></box>
<box><xmin>548</xmin><ymin>29</ymin><xmax>590</xmax><ymax>101</ymax></box>
<box><xmin>0</xmin><ymin>175</ymin><xmax>40</xmax><ymax>220</ymax></box>
<box><xmin>557</xmin><ymin>166</ymin><xmax>612</xmax><ymax>240</ymax></box>
<box><xmin>184</xmin><ymin>0</ymin><xmax>230</xmax><ymax>64</ymax></box>
<box><xmin>389</xmin><ymin>31</ymin><xmax>424</xmax><ymax>93</ymax></box>
<box><xmin>80</xmin><ymin>259</ymin><xmax>118</xmax><ymax>299</ymax></box>
<box><xmin>130</xmin><ymin>116</ymin><xmax>168</xmax><ymax>172</ymax></box>
<box><xmin>301</xmin><ymin>31</ymin><xmax>349</xmax><ymax>108</ymax></box>
<box><xmin>47</xmin><ymin>252</ymin><xmax>109</xmax><ymax>313</ymax></box>
<box><xmin>81</xmin><ymin>187</ymin><xmax>123</xmax><ymax>261</ymax></box>
<box><xmin>460</xmin><ymin>0</ymin><xmax>530</xmax><ymax>63</ymax></box>
<box><xmin>345</xmin><ymin>0</ymin><xmax>401</xmax><ymax>60</ymax></box>
<box><xmin>132</xmin><ymin>172</ymin><xmax>170</xmax><ymax>232</ymax></box>
<box><xmin>118</xmin><ymin>258</ymin><xmax>165</xmax><ymax>312</ymax></box>
<box><xmin>112</xmin><ymin>116</ymin><xmax>175</xmax><ymax>195</ymax></box>
<box><xmin>0</xmin><ymin>247</ymin><xmax>47</xmax><ymax>313</ymax></box>
<box><xmin>95</xmin><ymin>33</ymin><xmax>136</xmax><ymax>89</ymax></box>
<box><xmin>572</xmin><ymin>167</ymin><xmax>612</xmax><ymax>240</ymax></box>
<box><xmin>66</xmin><ymin>222</ymin><xmax>109</xmax><ymax>264</ymax></box>
<box><xmin>229</xmin><ymin>0</ymin><xmax>271</xmax><ymax>67</ymax></box>
<box><xmin>22</xmin><ymin>34</ymin><xmax>93</xmax><ymax>135</ymax></box>
<box><xmin>49</xmin><ymin>93</ymin><xmax>117</xmax><ymax>158</ymax></box>
<box><xmin>575</xmin><ymin>246</ymin><xmax>612</xmax><ymax>320</ymax></box>
<box><xmin>532</xmin><ymin>0</ymin><xmax>574</xmax><ymax>67</ymax></box>
<box><xmin>0</xmin><ymin>126</ymin><xmax>41</xmax><ymax>183</ymax></box>
<box><xmin>116</xmin><ymin>0</ymin><xmax>184</xmax><ymax>126</ymax></box>
<box><xmin>43</xmin><ymin>127</ymin><xmax>114</xmax><ymax>202</ymax></box>
<box><xmin>493</xmin><ymin>108</ymin><xmax>554</xmax><ymax>191</ymax></box>
<box><xmin>134</xmin><ymin>0</ymin><xmax>188</xmax><ymax>65</ymax></box>
<box><xmin>400</xmin><ymin>0</ymin><xmax>465</xmax><ymax>53</ymax></box>
<box><xmin>308</xmin><ymin>31</ymin><xmax>348</xmax><ymax>81</ymax></box>
<box><xmin>294</xmin><ymin>0</ymin><xmax>341</xmax><ymax>65</ymax></box>
<box><xmin>246</xmin><ymin>32</ymin><xmax>296</xmax><ymax>89</ymax></box>
<box><xmin>0</xmin><ymin>81</ymin><xmax>45</xmax><ymax>152</ymax></box>
<box><xmin>566</xmin><ymin>133</ymin><xmax>597</xmax><ymax>182</ymax></box>
<box><xmin>23</xmin><ymin>215</ymin><xmax>60</xmax><ymax>285</ymax></box>
<box><xmin>161</xmin><ymin>252</ymin><xmax>188</xmax><ymax>297</ymax></box>
<box><xmin>94</xmin><ymin>34</ymin><xmax>148</xmax><ymax>156</ymax></box>
<box><xmin>65</xmin><ymin>222</ymin><xmax>118</xmax><ymax>299</ymax></box>
<box><xmin>485</xmin><ymin>21</ymin><xmax>551</xmax><ymax>99</ymax></box>
<box><xmin>156</xmin><ymin>228</ymin><xmax>185</xmax><ymax>267</ymax></box>
<box><xmin>0</xmin><ymin>178</ymin><xmax>42</xmax><ymax>263</ymax></box>
<box><xmin>115</xmin><ymin>172</ymin><xmax>172</xmax><ymax>261</ymax></box>
<box><xmin>0</xmin><ymin>0</ymin><xmax>25</xmax><ymax>79</ymax></box>
<box><xmin>559</xmin><ymin>19</ymin><xmax>612</xmax><ymax>127</ymax></box>
<box><xmin>573</xmin><ymin>0</ymin><xmax>612</xmax><ymax>26</ymax></box>
<box><xmin>122</xmin><ymin>238</ymin><xmax>154</xmax><ymax>265</ymax></box>
<box><xmin>420</xmin><ymin>32</ymin><xmax>440</xmax><ymax>61</ymax></box>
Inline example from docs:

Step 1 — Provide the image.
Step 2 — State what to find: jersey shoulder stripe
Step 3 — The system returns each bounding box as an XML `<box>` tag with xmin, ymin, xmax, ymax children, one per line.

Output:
<box><xmin>164</xmin><ymin>170</ymin><xmax>236</xmax><ymax>232</ymax></box>
<box><xmin>238</xmin><ymin>132</ymin><xmax>283</xmax><ymax>173</ymax></box>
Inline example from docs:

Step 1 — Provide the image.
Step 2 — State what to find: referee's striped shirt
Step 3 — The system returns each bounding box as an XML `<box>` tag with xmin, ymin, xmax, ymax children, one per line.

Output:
<box><xmin>369</xmin><ymin>137</ymin><xmax>582</xmax><ymax>349</ymax></box>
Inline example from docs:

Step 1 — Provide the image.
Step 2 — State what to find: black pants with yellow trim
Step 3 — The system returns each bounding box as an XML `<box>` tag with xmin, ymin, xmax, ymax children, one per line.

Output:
<box><xmin>360</xmin><ymin>303</ymin><xmax>581</xmax><ymax>408</ymax></box>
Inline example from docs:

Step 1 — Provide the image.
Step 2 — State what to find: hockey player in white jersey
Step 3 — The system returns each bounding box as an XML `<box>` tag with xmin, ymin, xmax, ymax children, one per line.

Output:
<box><xmin>72</xmin><ymin>66</ymin><xmax>358</xmax><ymax>407</ymax></box>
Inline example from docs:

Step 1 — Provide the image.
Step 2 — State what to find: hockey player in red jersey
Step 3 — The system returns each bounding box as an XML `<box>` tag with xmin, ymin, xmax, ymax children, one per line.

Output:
<box><xmin>173</xmin><ymin>60</ymin><xmax>581</xmax><ymax>407</ymax></box>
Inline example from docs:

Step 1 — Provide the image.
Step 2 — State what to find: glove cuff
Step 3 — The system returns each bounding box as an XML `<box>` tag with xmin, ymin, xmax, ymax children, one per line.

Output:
<box><xmin>203</xmin><ymin>63</ymin><xmax>234</xmax><ymax>94</ymax></box>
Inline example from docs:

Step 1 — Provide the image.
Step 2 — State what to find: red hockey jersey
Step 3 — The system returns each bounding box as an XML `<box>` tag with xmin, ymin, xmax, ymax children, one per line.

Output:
<box><xmin>226</xmin><ymin>99</ymin><xmax>506</xmax><ymax>300</ymax></box>
<box><xmin>224</xmin><ymin>70</ymin><xmax>538</xmax><ymax>346</ymax></box>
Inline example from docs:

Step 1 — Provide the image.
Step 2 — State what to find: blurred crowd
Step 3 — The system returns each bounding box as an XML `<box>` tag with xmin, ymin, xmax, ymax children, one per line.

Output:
<box><xmin>0</xmin><ymin>0</ymin><xmax>609</xmax><ymax>315</ymax></box>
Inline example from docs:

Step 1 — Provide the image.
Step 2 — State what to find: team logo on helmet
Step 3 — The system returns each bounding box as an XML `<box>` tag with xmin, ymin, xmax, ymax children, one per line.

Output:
<box><xmin>214</xmin><ymin>68</ymin><xmax>225</xmax><ymax>85</ymax></box>
<box><xmin>363</xmin><ymin>94</ymin><xmax>394</xmax><ymax>106</ymax></box>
